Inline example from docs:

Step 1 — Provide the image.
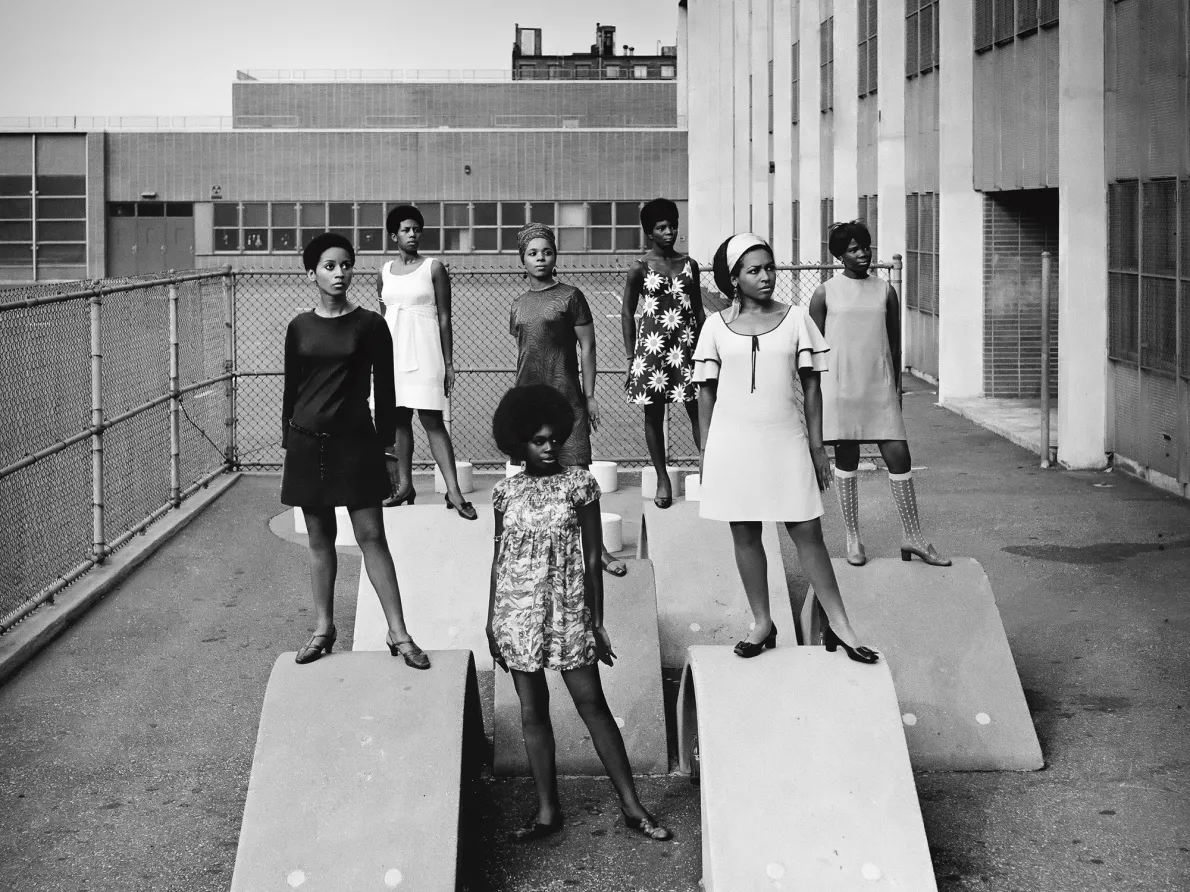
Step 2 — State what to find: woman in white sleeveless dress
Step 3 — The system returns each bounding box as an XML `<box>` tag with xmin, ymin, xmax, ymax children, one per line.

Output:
<box><xmin>375</xmin><ymin>205</ymin><xmax>476</xmax><ymax>519</ymax></box>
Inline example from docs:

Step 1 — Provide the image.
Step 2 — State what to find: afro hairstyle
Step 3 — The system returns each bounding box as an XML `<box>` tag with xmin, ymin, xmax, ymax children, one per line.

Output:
<box><xmin>386</xmin><ymin>204</ymin><xmax>424</xmax><ymax>236</ymax></box>
<box><xmin>491</xmin><ymin>384</ymin><xmax>576</xmax><ymax>461</ymax></box>
<box><xmin>711</xmin><ymin>235</ymin><xmax>774</xmax><ymax>296</ymax></box>
<box><xmin>302</xmin><ymin>232</ymin><xmax>355</xmax><ymax>272</ymax></box>
<box><xmin>826</xmin><ymin>220</ymin><xmax>873</xmax><ymax>259</ymax></box>
<box><xmin>640</xmin><ymin>197</ymin><xmax>680</xmax><ymax>235</ymax></box>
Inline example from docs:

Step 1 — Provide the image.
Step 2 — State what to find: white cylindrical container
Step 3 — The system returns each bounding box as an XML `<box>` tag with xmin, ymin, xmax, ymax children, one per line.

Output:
<box><xmin>505</xmin><ymin>461</ymin><xmax>523</xmax><ymax>479</ymax></box>
<box><xmin>600</xmin><ymin>512</ymin><xmax>623</xmax><ymax>553</ymax></box>
<box><xmin>684</xmin><ymin>472</ymin><xmax>701</xmax><ymax>501</ymax></box>
<box><xmin>640</xmin><ymin>465</ymin><xmax>680</xmax><ymax>499</ymax></box>
<box><xmin>293</xmin><ymin>506</ymin><xmax>306</xmax><ymax>533</ymax></box>
<box><xmin>435</xmin><ymin>461</ymin><xmax>475</xmax><ymax>494</ymax></box>
<box><xmin>590</xmin><ymin>460</ymin><xmax>619</xmax><ymax>493</ymax></box>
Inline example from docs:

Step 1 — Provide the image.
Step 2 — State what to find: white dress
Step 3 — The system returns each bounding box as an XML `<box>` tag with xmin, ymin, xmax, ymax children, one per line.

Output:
<box><xmin>692</xmin><ymin>307</ymin><xmax>831</xmax><ymax>522</ymax></box>
<box><xmin>380</xmin><ymin>258</ymin><xmax>447</xmax><ymax>411</ymax></box>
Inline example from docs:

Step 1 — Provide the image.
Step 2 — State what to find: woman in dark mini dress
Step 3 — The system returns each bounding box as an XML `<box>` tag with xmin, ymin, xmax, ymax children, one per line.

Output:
<box><xmin>280</xmin><ymin>233</ymin><xmax>429</xmax><ymax>669</ymax></box>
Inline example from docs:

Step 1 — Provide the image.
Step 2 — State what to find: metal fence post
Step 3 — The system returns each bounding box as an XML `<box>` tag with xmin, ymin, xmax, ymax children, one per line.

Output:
<box><xmin>1040</xmin><ymin>251</ymin><xmax>1052</xmax><ymax>468</ymax></box>
<box><xmin>222</xmin><ymin>265</ymin><xmax>237</xmax><ymax>469</ymax></box>
<box><xmin>89</xmin><ymin>288</ymin><xmax>106</xmax><ymax>563</ymax></box>
<box><xmin>168</xmin><ymin>277</ymin><xmax>182</xmax><ymax>507</ymax></box>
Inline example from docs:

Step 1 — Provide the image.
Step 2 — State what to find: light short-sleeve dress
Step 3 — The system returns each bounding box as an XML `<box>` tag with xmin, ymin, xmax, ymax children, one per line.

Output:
<box><xmin>692</xmin><ymin>306</ymin><xmax>830</xmax><ymax>522</ymax></box>
<box><xmin>379</xmin><ymin>258</ymin><xmax>447</xmax><ymax>411</ymax></box>
<box><xmin>491</xmin><ymin>468</ymin><xmax>602</xmax><ymax>672</ymax></box>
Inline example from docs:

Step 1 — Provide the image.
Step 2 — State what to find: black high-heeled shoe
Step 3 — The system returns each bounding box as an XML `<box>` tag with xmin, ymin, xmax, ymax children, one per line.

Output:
<box><xmin>445</xmin><ymin>493</ymin><xmax>478</xmax><ymax>520</ymax></box>
<box><xmin>383</xmin><ymin>484</ymin><xmax>416</xmax><ymax>507</ymax></box>
<box><xmin>386</xmin><ymin>632</ymin><xmax>431</xmax><ymax>670</ymax></box>
<box><xmin>823</xmin><ymin>625</ymin><xmax>879</xmax><ymax>663</ymax></box>
<box><xmin>295</xmin><ymin>626</ymin><xmax>337</xmax><ymax>664</ymax></box>
<box><xmin>733</xmin><ymin>621</ymin><xmax>777</xmax><ymax>658</ymax></box>
<box><xmin>510</xmin><ymin>813</ymin><xmax>564</xmax><ymax>843</ymax></box>
<box><xmin>622</xmin><ymin>810</ymin><xmax>672</xmax><ymax>841</ymax></box>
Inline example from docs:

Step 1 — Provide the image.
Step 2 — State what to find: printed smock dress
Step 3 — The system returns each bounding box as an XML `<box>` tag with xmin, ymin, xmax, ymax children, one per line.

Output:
<box><xmin>692</xmin><ymin>305</ymin><xmax>831</xmax><ymax>522</ymax></box>
<box><xmin>490</xmin><ymin>468</ymin><xmax>602</xmax><ymax>672</ymax></box>
<box><xmin>625</xmin><ymin>260</ymin><xmax>700</xmax><ymax>405</ymax></box>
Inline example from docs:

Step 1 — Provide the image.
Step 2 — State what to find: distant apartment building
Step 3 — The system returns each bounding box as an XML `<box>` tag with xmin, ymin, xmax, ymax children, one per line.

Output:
<box><xmin>512</xmin><ymin>23</ymin><xmax>678</xmax><ymax>81</ymax></box>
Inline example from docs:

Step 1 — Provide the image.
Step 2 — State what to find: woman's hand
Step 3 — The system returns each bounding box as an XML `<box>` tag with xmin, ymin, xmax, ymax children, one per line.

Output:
<box><xmin>586</xmin><ymin>395</ymin><xmax>601</xmax><ymax>433</ymax></box>
<box><xmin>594</xmin><ymin>625</ymin><xmax>617</xmax><ymax>667</ymax></box>
<box><xmin>811</xmin><ymin>445</ymin><xmax>833</xmax><ymax>492</ymax></box>
<box><xmin>486</xmin><ymin>624</ymin><xmax>508</xmax><ymax>672</ymax></box>
<box><xmin>444</xmin><ymin>362</ymin><xmax>455</xmax><ymax>398</ymax></box>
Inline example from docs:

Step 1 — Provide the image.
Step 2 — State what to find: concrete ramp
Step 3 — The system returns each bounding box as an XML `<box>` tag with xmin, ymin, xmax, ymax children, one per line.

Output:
<box><xmin>798</xmin><ymin>557</ymin><xmax>1043</xmax><ymax>771</ymax></box>
<box><xmin>230</xmin><ymin>650</ymin><xmax>482</xmax><ymax>892</ymax></box>
<box><xmin>639</xmin><ymin>500</ymin><xmax>795</xmax><ymax>668</ymax></box>
<box><xmin>353</xmin><ymin>505</ymin><xmax>493</xmax><ymax>666</ymax></box>
<box><xmin>677</xmin><ymin>646</ymin><xmax>937</xmax><ymax>892</ymax></box>
<box><xmin>493</xmin><ymin>558</ymin><xmax>668</xmax><ymax>776</ymax></box>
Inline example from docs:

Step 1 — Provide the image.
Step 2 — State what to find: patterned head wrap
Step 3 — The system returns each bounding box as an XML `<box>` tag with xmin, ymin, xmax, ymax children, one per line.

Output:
<box><xmin>517</xmin><ymin>222</ymin><xmax>557</xmax><ymax>260</ymax></box>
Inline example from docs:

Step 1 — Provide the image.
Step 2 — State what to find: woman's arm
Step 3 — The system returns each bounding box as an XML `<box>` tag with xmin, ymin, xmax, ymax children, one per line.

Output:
<box><xmin>620</xmin><ymin>261</ymin><xmax>645</xmax><ymax>363</ymax></box>
<box><xmin>371</xmin><ymin>317</ymin><xmax>398</xmax><ymax>446</ymax></box>
<box><xmin>487</xmin><ymin>507</ymin><xmax>508</xmax><ymax>671</ymax></box>
<box><xmin>697</xmin><ymin>379</ymin><xmax>717</xmax><ymax>477</ymax></box>
<box><xmin>430</xmin><ymin>260</ymin><xmax>456</xmax><ymax>397</ymax></box>
<box><xmin>884</xmin><ymin>280</ymin><xmax>902</xmax><ymax>397</ymax></box>
<box><xmin>281</xmin><ymin>322</ymin><xmax>298</xmax><ymax>448</ymax></box>
<box><xmin>375</xmin><ymin>270</ymin><xmax>384</xmax><ymax>304</ymax></box>
<box><xmin>575</xmin><ymin>322</ymin><xmax>600</xmax><ymax>431</ymax></box>
<box><xmin>578</xmin><ymin>499</ymin><xmax>615</xmax><ymax>665</ymax></box>
<box><xmin>799</xmin><ymin>369</ymin><xmax>832</xmax><ymax>492</ymax></box>
<box><xmin>688</xmin><ymin>258</ymin><xmax>707</xmax><ymax>328</ymax></box>
<box><xmin>808</xmin><ymin>283</ymin><xmax>828</xmax><ymax>339</ymax></box>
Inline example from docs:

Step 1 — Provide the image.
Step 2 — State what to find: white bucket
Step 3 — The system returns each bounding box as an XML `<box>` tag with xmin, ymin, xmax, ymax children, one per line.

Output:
<box><xmin>505</xmin><ymin>461</ymin><xmax>523</xmax><ymax>479</ymax></box>
<box><xmin>684</xmin><ymin>472</ymin><xmax>701</xmax><ymax>501</ymax></box>
<box><xmin>590</xmin><ymin>460</ymin><xmax>619</xmax><ymax>493</ymax></box>
<box><xmin>601</xmin><ymin>512</ymin><xmax>623</xmax><ymax>553</ymax></box>
<box><xmin>640</xmin><ymin>465</ymin><xmax>681</xmax><ymax>499</ymax></box>
<box><xmin>434</xmin><ymin>461</ymin><xmax>475</xmax><ymax>494</ymax></box>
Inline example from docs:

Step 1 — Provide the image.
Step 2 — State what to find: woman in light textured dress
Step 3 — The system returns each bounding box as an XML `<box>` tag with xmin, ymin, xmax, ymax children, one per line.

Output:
<box><xmin>695</xmin><ymin>233</ymin><xmax>877</xmax><ymax>663</ymax></box>
<box><xmin>809</xmin><ymin>220</ymin><xmax>949</xmax><ymax>567</ymax></box>
<box><xmin>376</xmin><ymin>205</ymin><xmax>476</xmax><ymax>519</ymax></box>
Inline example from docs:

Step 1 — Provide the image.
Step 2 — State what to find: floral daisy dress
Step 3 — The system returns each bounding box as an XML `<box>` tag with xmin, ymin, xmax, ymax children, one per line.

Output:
<box><xmin>625</xmin><ymin>260</ymin><xmax>701</xmax><ymax>405</ymax></box>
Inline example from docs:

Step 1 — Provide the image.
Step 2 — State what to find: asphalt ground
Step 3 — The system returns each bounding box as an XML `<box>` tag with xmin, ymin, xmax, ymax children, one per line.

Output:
<box><xmin>1</xmin><ymin>377</ymin><xmax>1188</xmax><ymax>891</ymax></box>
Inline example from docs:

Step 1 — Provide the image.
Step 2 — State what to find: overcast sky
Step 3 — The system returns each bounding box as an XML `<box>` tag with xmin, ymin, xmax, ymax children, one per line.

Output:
<box><xmin>2</xmin><ymin>0</ymin><xmax>680</xmax><ymax>117</ymax></box>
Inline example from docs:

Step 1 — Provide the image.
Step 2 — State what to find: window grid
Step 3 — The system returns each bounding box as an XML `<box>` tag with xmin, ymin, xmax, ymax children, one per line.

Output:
<box><xmin>791</xmin><ymin>42</ymin><xmax>800</xmax><ymax>124</ymax></box>
<box><xmin>820</xmin><ymin>197</ymin><xmax>835</xmax><ymax>281</ymax></box>
<box><xmin>820</xmin><ymin>17</ymin><xmax>835</xmax><ymax>114</ymax></box>
<box><xmin>212</xmin><ymin>201</ymin><xmax>647</xmax><ymax>255</ymax></box>
<box><xmin>907</xmin><ymin>0</ymin><xmax>940</xmax><ymax>78</ymax></box>
<box><xmin>859</xmin><ymin>195</ymin><xmax>879</xmax><ymax>261</ymax></box>
<box><xmin>0</xmin><ymin>172</ymin><xmax>87</xmax><ymax>270</ymax></box>
<box><xmin>858</xmin><ymin>0</ymin><xmax>879</xmax><ymax>98</ymax></box>
<box><xmin>905</xmin><ymin>192</ymin><xmax>938</xmax><ymax>315</ymax></box>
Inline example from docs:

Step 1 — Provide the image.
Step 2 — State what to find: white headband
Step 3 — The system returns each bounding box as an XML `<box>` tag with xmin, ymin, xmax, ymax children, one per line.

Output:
<box><xmin>725</xmin><ymin>233</ymin><xmax>769</xmax><ymax>273</ymax></box>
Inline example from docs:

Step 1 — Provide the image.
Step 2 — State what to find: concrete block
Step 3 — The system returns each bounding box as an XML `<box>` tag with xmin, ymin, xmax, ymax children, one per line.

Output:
<box><xmin>798</xmin><ymin>557</ymin><xmax>1043</xmax><ymax>771</ymax></box>
<box><xmin>434</xmin><ymin>461</ymin><xmax>474</xmax><ymax>494</ymax></box>
<box><xmin>590</xmin><ymin>460</ymin><xmax>619</xmax><ymax>493</ymax></box>
<box><xmin>493</xmin><ymin>558</ymin><xmax>667</xmax><ymax>776</ymax></box>
<box><xmin>640</xmin><ymin>465</ymin><xmax>681</xmax><ymax>499</ymax></box>
<box><xmin>684</xmin><ymin>472</ymin><xmax>701</xmax><ymax>500</ymax></box>
<box><xmin>639</xmin><ymin>500</ymin><xmax>795</xmax><ymax>668</ymax></box>
<box><xmin>354</xmin><ymin>504</ymin><xmax>495</xmax><ymax>667</ymax></box>
<box><xmin>601</xmin><ymin>512</ymin><xmax>623</xmax><ymax>553</ymax></box>
<box><xmin>677</xmin><ymin>646</ymin><xmax>937</xmax><ymax>892</ymax></box>
<box><xmin>230</xmin><ymin>651</ymin><xmax>482</xmax><ymax>892</ymax></box>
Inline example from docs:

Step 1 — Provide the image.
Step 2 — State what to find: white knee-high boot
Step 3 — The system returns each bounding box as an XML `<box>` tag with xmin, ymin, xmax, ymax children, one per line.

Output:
<box><xmin>834</xmin><ymin>468</ymin><xmax>866</xmax><ymax>566</ymax></box>
<box><xmin>888</xmin><ymin>471</ymin><xmax>951</xmax><ymax>566</ymax></box>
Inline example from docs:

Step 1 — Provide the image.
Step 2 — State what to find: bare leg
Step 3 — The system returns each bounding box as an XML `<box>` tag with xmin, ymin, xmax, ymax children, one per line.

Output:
<box><xmin>387</xmin><ymin>407</ymin><xmax>416</xmax><ymax>503</ymax></box>
<box><xmin>302</xmin><ymin>508</ymin><xmax>338</xmax><ymax>634</ymax></box>
<box><xmin>832</xmin><ymin>441</ymin><xmax>861</xmax><ymax>473</ymax></box>
<box><xmin>510</xmin><ymin>669</ymin><xmax>562</xmax><ymax>825</ymax></box>
<box><xmin>683</xmin><ymin>397</ymin><xmax>701</xmax><ymax>451</ymax></box>
<box><xmin>784</xmin><ymin>517</ymin><xmax>868</xmax><ymax>649</ymax></box>
<box><xmin>348</xmin><ymin>506</ymin><xmax>412</xmax><ymax>641</ymax></box>
<box><xmin>643</xmin><ymin>401</ymin><xmax>671</xmax><ymax>505</ymax></box>
<box><xmin>420</xmin><ymin>409</ymin><xmax>475</xmax><ymax>517</ymax></box>
<box><xmin>729</xmin><ymin>521</ymin><xmax>772</xmax><ymax>645</ymax></box>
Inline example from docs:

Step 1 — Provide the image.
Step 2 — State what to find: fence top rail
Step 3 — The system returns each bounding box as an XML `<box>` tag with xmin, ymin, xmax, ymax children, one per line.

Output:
<box><xmin>0</xmin><ymin>268</ymin><xmax>231</xmax><ymax>311</ymax></box>
<box><xmin>231</xmin><ymin>260</ymin><xmax>900</xmax><ymax>277</ymax></box>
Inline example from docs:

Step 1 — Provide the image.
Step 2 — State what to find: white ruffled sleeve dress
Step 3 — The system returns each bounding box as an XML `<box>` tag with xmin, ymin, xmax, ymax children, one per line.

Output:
<box><xmin>692</xmin><ymin>306</ymin><xmax>831</xmax><ymax>522</ymax></box>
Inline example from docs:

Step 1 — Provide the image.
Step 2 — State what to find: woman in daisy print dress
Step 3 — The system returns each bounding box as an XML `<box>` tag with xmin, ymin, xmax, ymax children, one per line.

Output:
<box><xmin>621</xmin><ymin>198</ymin><xmax>705</xmax><ymax>508</ymax></box>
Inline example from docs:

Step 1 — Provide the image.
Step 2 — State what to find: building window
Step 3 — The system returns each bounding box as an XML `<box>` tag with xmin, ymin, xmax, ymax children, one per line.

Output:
<box><xmin>633</xmin><ymin>65</ymin><xmax>649</xmax><ymax>79</ymax></box>
<box><xmin>768</xmin><ymin>60</ymin><xmax>775</xmax><ymax>135</ymax></box>
<box><xmin>858</xmin><ymin>0</ymin><xmax>879</xmax><ymax>98</ymax></box>
<box><xmin>905</xmin><ymin>192</ymin><xmax>938</xmax><ymax>315</ymax></box>
<box><xmin>820</xmin><ymin>197</ymin><xmax>835</xmax><ymax>280</ymax></box>
<box><xmin>575</xmin><ymin>64</ymin><xmax>592</xmax><ymax>79</ymax></box>
<box><xmin>820</xmin><ymin>17</ymin><xmax>835</xmax><ymax>113</ymax></box>
<box><xmin>791</xmin><ymin>42</ymin><xmax>800</xmax><ymax>124</ymax></box>
<box><xmin>977</xmin><ymin>1</ymin><xmax>1059</xmax><ymax>53</ymax></box>
<box><xmin>0</xmin><ymin>134</ymin><xmax>88</xmax><ymax>277</ymax></box>
<box><xmin>605</xmin><ymin>65</ymin><xmax>621</xmax><ymax>79</ymax></box>
<box><xmin>660</xmin><ymin>65</ymin><xmax>675</xmax><ymax>78</ymax></box>
<box><xmin>791</xmin><ymin>201</ymin><xmax>800</xmax><ymax>262</ymax></box>
<box><xmin>906</xmin><ymin>0</ymin><xmax>939</xmax><ymax>78</ymax></box>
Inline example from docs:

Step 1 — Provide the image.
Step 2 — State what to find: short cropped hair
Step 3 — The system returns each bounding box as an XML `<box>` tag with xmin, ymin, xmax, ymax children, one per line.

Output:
<box><xmin>302</xmin><ymin>232</ymin><xmax>355</xmax><ymax>271</ymax></box>
<box><xmin>386</xmin><ymin>205</ymin><xmax>424</xmax><ymax>235</ymax></box>
<box><xmin>640</xmin><ymin>198</ymin><xmax>679</xmax><ymax>235</ymax></box>
<box><xmin>711</xmin><ymin>235</ymin><xmax>774</xmax><ymax>296</ymax></box>
<box><xmin>827</xmin><ymin>220</ymin><xmax>873</xmax><ymax>259</ymax></box>
<box><xmin>491</xmin><ymin>385</ymin><xmax>576</xmax><ymax>461</ymax></box>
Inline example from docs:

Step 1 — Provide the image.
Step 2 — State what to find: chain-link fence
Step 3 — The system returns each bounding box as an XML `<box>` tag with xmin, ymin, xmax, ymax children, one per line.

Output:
<box><xmin>1</xmin><ymin>272</ymin><xmax>231</xmax><ymax>634</ymax></box>
<box><xmin>2</xmin><ymin>259</ymin><xmax>898</xmax><ymax>633</ymax></box>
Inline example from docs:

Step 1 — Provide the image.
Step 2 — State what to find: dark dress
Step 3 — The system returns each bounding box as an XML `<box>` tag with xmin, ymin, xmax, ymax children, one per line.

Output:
<box><xmin>510</xmin><ymin>283</ymin><xmax>594</xmax><ymax>467</ymax></box>
<box><xmin>625</xmin><ymin>259</ymin><xmax>700</xmax><ymax>405</ymax></box>
<box><xmin>280</xmin><ymin>307</ymin><xmax>397</xmax><ymax>508</ymax></box>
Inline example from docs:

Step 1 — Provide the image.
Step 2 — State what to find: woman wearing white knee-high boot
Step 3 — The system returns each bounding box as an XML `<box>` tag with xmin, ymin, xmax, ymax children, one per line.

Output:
<box><xmin>809</xmin><ymin>220</ymin><xmax>950</xmax><ymax>567</ymax></box>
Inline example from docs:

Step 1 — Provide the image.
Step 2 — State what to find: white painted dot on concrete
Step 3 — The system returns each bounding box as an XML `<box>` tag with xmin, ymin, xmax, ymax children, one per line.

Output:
<box><xmin>614</xmin><ymin>716</ymin><xmax>626</xmax><ymax>728</ymax></box>
<box><xmin>689</xmin><ymin>623</ymin><xmax>702</xmax><ymax>632</ymax></box>
<box><xmin>902</xmin><ymin>713</ymin><xmax>917</xmax><ymax>726</ymax></box>
<box><xmin>861</xmin><ymin>863</ymin><xmax>883</xmax><ymax>881</ymax></box>
<box><xmin>286</xmin><ymin>870</ymin><xmax>306</xmax><ymax>888</ymax></box>
<box><xmin>976</xmin><ymin>712</ymin><xmax>992</xmax><ymax>725</ymax></box>
<box><xmin>766</xmin><ymin>862</ymin><xmax>786</xmax><ymax>879</ymax></box>
<box><xmin>384</xmin><ymin>867</ymin><xmax>404</xmax><ymax>887</ymax></box>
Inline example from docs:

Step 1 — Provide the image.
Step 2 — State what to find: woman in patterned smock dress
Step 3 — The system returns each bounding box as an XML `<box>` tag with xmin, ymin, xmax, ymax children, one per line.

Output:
<box><xmin>486</xmin><ymin>384</ymin><xmax>671</xmax><ymax>844</ymax></box>
<box><xmin>509</xmin><ymin>222</ymin><xmax>626</xmax><ymax>576</ymax></box>
<box><xmin>621</xmin><ymin>198</ymin><xmax>705</xmax><ymax>508</ymax></box>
